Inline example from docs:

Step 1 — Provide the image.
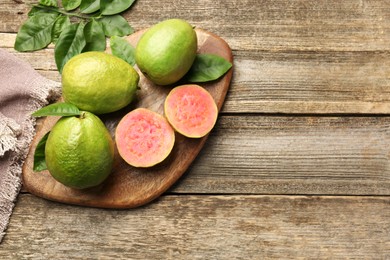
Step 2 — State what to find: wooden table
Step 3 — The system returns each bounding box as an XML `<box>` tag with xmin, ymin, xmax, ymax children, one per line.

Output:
<box><xmin>1</xmin><ymin>0</ymin><xmax>389</xmax><ymax>258</ymax></box>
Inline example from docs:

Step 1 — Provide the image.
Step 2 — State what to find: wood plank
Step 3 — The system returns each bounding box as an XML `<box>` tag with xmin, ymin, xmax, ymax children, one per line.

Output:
<box><xmin>0</xmin><ymin>194</ymin><xmax>388</xmax><ymax>259</ymax></box>
<box><xmin>25</xmin><ymin>116</ymin><xmax>390</xmax><ymax>196</ymax></box>
<box><xmin>0</xmin><ymin>0</ymin><xmax>29</xmax><ymax>33</ymax></box>
<box><xmin>227</xmin><ymin>51</ymin><xmax>390</xmax><ymax>114</ymax></box>
<box><xmin>22</xmin><ymin>114</ymin><xmax>390</xmax><ymax>196</ymax></box>
<box><xmin>2</xmin><ymin>34</ymin><xmax>390</xmax><ymax>114</ymax></box>
<box><xmin>2</xmin><ymin>0</ymin><xmax>390</xmax><ymax>52</ymax></box>
<box><xmin>171</xmin><ymin>115</ymin><xmax>390</xmax><ymax>195</ymax></box>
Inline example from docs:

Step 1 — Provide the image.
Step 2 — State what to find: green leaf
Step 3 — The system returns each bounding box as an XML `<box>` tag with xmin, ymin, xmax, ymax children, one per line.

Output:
<box><xmin>99</xmin><ymin>15</ymin><xmax>134</xmax><ymax>37</ymax></box>
<box><xmin>14</xmin><ymin>12</ymin><xmax>59</xmax><ymax>52</ymax></box>
<box><xmin>32</xmin><ymin>102</ymin><xmax>81</xmax><ymax>117</ymax></box>
<box><xmin>51</xmin><ymin>15</ymin><xmax>71</xmax><ymax>44</ymax></box>
<box><xmin>80</xmin><ymin>0</ymin><xmax>100</xmax><ymax>14</ymax></box>
<box><xmin>28</xmin><ymin>6</ymin><xmax>46</xmax><ymax>17</ymax></box>
<box><xmin>62</xmin><ymin>0</ymin><xmax>82</xmax><ymax>11</ymax></box>
<box><xmin>83</xmin><ymin>19</ymin><xmax>106</xmax><ymax>52</ymax></box>
<box><xmin>185</xmin><ymin>54</ymin><xmax>232</xmax><ymax>83</ymax></box>
<box><xmin>39</xmin><ymin>0</ymin><xmax>58</xmax><ymax>7</ymax></box>
<box><xmin>28</xmin><ymin>5</ymin><xmax>58</xmax><ymax>17</ymax></box>
<box><xmin>110</xmin><ymin>36</ymin><xmax>135</xmax><ymax>66</ymax></box>
<box><xmin>54</xmin><ymin>22</ymin><xmax>86</xmax><ymax>73</ymax></box>
<box><xmin>33</xmin><ymin>132</ymin><xmax>50</xmax><ymax>172</ymax></box>
<box><xmin>101</xmin><ymin>0</ymin><xmax>136</xmax><ymax>15</ymax></box>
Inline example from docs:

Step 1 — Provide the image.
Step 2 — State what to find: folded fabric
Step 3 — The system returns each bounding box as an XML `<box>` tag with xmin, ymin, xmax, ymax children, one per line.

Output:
<box><xmin>0</xmin><ymin>48</ymin><xmax>61</xmax><ymax>242</ymax></box>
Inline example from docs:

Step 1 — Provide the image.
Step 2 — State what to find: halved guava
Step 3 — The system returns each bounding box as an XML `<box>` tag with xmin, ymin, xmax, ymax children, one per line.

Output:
<box><xmin>164</xmin><ymin>84</ymin><xmax>218</xmax><ymax>138</ymax></box>
<box><xmin>115</xmin><ymin>108</ymin><xmax>175</xmax><ymax>168</ymax></box>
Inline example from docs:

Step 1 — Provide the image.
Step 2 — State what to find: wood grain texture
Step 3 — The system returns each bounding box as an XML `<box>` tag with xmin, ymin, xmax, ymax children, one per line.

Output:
<box><xmin>2</xmin><ymin>0</ymin><xmax>390</xmax><ymax>51</ymax></box>
<box><xmin>171</xmin><ymin>115</ymin><xmax>390</xmax><ymax>195</ymax></box>
<box><xmin>1</xmin><ymin>0</ymin><xmax>390</xmax><ymax>257</ymax></box>
<box><xmin>2</xmin><ymin>33</ymin><xmax>390</xmax><ymax>114</ymax></box>
<box><xmin>0</xmin><ymin>194</ymin><xmax>388</xmax><ymax>259</ymax></box>
<box><xmin>22</xmin><ymin>115</ymin><xmax>390</xmax><ymax>197</ymax></box>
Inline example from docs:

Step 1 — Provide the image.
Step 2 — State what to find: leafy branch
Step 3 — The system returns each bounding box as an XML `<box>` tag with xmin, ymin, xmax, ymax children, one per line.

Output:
<box><xmin>15</xmin><ymin>0</ymin><xmax>233</xmax><ymax>83</ymax></box>
<box><xmin>14</xmin><ymin>0</ymin><xmax>136</xmax><ymax>72</ymax></box>
<box><xmin>30</xmin><ymin>4</ymin><xmax>93</xmax><ymax>19</ymax></box>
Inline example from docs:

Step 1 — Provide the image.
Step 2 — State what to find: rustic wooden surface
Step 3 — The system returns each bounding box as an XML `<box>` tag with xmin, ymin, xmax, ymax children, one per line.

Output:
<box><xmin>2</xmin><ymin>194</ymin><xmax>389</xmax><ymax>259</ymax></box>
<box><xmin>1</xmin><ymin>0</ymin><xmax>389</xmax><ymax>258</ymax></box>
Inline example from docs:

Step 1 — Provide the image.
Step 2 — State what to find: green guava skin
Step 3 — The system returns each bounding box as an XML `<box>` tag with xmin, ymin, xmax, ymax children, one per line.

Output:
<box><xmin>135</xmin><ymin>19</ymin><xmax>197</xmax><ymax>86</ymax></box>
<box><xmin>45</xmin><ymin>111</ymin><xmax>115</xmax><ymax>189</ymax></box>
<box><xmin>62</xmin><ymin>51</ymin><xmax>139</xmax><ymax>115</ymax></box>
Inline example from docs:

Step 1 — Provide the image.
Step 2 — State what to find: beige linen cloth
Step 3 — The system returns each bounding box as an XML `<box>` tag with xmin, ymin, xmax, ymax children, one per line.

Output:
<box><xmin>0</xmin><ymin>48</ymin><xmax>61</xmax><ymax>242</ymax></box>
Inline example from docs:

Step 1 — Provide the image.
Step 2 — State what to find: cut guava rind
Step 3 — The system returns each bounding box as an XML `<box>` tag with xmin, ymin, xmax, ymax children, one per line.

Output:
<box><xmin>164</xmin><ymin>84</ymin><xmax>218</xmax><ymax>138</ymax></box>
<box><xmin>115</xmin><ymin>108</ymin><xmax>175</xmax><ymax>168</ymax></box>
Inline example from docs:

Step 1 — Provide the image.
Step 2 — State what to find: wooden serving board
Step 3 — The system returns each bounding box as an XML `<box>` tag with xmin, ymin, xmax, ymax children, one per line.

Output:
<box><xmin>22</xmin><ymin>28</ymin><xmax>233</xmax><ymax>208</ymax></box>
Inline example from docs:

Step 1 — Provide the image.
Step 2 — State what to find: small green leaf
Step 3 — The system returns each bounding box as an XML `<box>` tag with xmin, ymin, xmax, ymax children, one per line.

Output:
<box><xmin>80</xmin><ymin>0</ymin><xmax>100</xmax><ymax>14</ymax></box>
<box><xmin>99</xmin><ymin>15</ymin><xmax>134</xmax><ymax>37</ymax></box>
<box><xmin>33</xmin><ymin>132</ymin><xmax>50</xmax><ymax>172</ymax></box>
<box><xmin>32</xmin><ymin>102</ymin><xmax>81</xmax><ymax>117</ymax></box>
<box><xmin>39</xmin><ymin>0</ymin><xmax>58</xmax><ymax>7</ymax></box>
<box><xmin>83</xmin><ymin>19</ymin><xmax>106</xmax><ymax>52</ymax></box>
<box><xmin>51</xmin><ymin>15</ymin><xmax>71</xmax><ymax>44</ymax></box>
<box><xmin>110</xmin><ymin>36</ymin><xmax>135</xmax><ymax>66</ymax></box>
<box><xmin>14</xmin><ymin>12</ymin><xmax>59</xmax><ymax>52</ymax></box>
<box><xmin>101</xmin><ymin>0</ymin><xmax>136</xmax><ymax>15</ymax></box>
<box><xmin>185</xmin><ymin>54</ymin><xmax>232</xmax><ymax>83</ymax></box>
<box><xmin>62</xmin><ymin>0</ymin><xmax>82</xmax><ymax>11</ymax></box>
<box><xmin>54</xmin><ymin>22</ymin><xmax>86</xmax><ymax>73</ymax></box>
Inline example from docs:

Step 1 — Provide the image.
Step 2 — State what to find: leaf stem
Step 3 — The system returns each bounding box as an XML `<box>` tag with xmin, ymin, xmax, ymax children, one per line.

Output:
<box><xmin>31</xmin><ymin>4</ymin><xmax>92</xmax><ymax>20</ymax></box>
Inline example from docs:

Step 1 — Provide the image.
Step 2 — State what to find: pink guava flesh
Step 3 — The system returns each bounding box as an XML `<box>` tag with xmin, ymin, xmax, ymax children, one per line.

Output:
<box><xmin>115</xmin><ymin>108</ymin><xmax>175</xmax><ymax>167</ymax></box>
<box><xmin>164</xmin><ymin>84</ymin><xmax>218</xmax><ymax>138</ymax></box>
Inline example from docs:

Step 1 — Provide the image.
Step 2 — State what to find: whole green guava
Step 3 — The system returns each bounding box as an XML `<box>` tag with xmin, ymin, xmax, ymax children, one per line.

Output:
<box><xmin>135</xmin><ymin>19</ymin><xmax>197</xmax><ymax>86</ymax></box>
